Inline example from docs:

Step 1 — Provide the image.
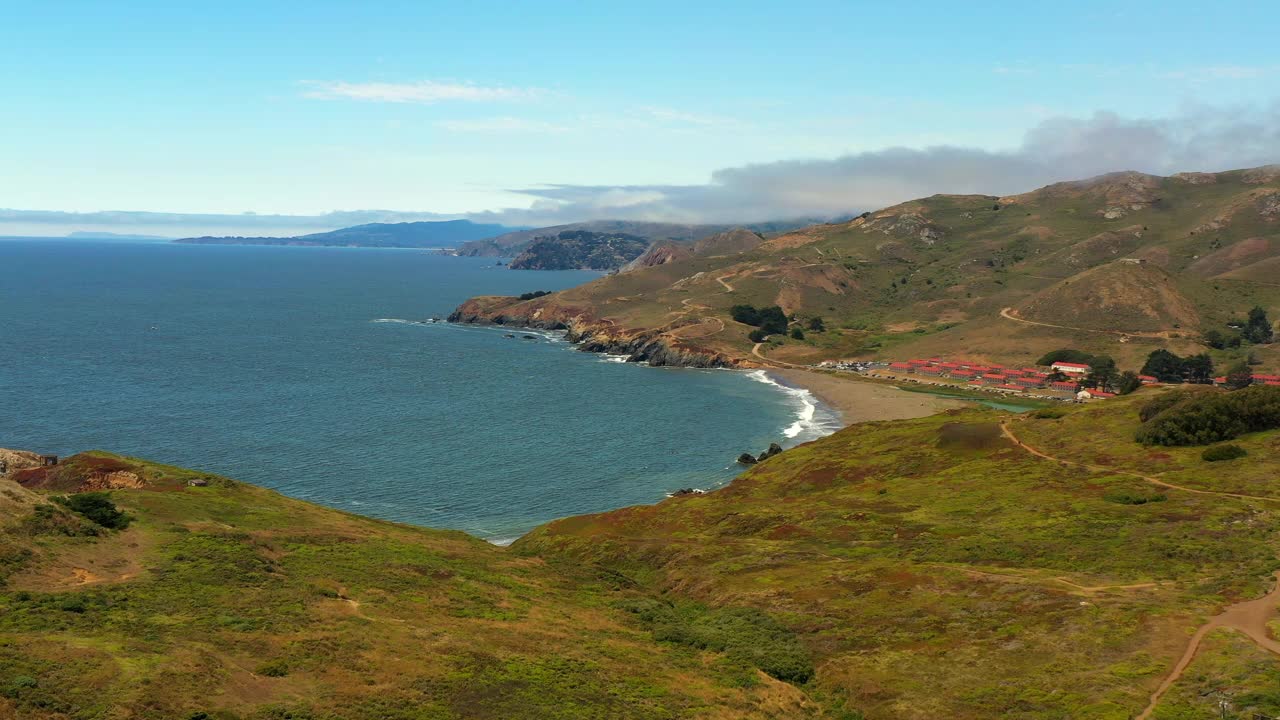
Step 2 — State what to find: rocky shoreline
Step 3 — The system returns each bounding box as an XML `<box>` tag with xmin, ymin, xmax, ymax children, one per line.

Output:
<box><xmin>448</xmin><ymin>296</ymin><xmax>741</xmax><ymax>368</ymax></box>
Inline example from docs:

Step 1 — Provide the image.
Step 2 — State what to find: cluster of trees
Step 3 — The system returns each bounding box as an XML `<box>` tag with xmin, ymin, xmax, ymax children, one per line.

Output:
<box><xmin>1135</xmin><ymin>384</ymin><xmax>1280</xmax><ymax>446</ymax></box>
<box><xmin>1204</xmin><ymin>306</ymin><xmax>1273</xmax><ymax>348</ymax></box>
<box><xmin>1140</xmin><ymin>349</ymin><xmax>1214</xmax><ymax>384</ymax></box>
<box><xmin>53</xmin><ymin>492</ymin><xmax>131</xmax><ymax>530</ymax></box>
<box><xmin>731</xmin><ymin>304</ymin><xmax>789</xmax><ymax>342</ymax></box>
<box><xmin>1036</xmin><ymin>348</ymin><xmax>1141</xmax><ymax>394</ymax></box>
<box><xmin>518</xmin><ymin>290</ymin><xmax>552</xmax><ymax>301</ymax></box>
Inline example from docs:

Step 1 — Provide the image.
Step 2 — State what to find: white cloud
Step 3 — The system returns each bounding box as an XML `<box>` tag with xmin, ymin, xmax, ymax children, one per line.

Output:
<box><xmin>301</xmin><ymin>80</ymin><xmax>541</xmax><ymax>104</ymax></box>
<box><xmin>1159</xmin><ymin>65</ymin><xmax>1275</xmax><ymax>81</ymax></box>
<box><xmin>470</xmin><ymin>101</ymin><xmax>1280</xmax><ymax>225</ymax></box>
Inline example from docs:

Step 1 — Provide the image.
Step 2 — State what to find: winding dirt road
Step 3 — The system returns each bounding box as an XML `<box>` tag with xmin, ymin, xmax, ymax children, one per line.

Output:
<box><xmin>1001</xmin><ymin>420</ymin><xmax>1280</xmax><ymax>715</ymax></box>
<box><xmin>998</xmin><ymin>307</ymin><xmax>1173</xmax><ymax>340</ymax></box>
<box><xmin>999</xmin><ymin>421</ymin><xmax>1280</xmax><ymax>504</ymax></box>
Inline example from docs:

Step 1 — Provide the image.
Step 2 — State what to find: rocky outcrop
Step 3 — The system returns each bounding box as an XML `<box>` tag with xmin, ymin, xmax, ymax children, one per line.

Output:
<box><xmin>0</xmin><ymin>449</ymin><xmax>42</xmax><ymax>478</ymax></box>
<box><xmin>620</xmin><ymin>242</ymin><xmax>693</xmax><ymax>272</ymax></box>
<box><xmin>448</xmin><ymin>296</ymin><xmax>741</xmax><ymax>369</ymax></box>
<box><xmin>736</xmin><ymin>453</ymin><xmax>758</xmax><ymax>465</ymax></box>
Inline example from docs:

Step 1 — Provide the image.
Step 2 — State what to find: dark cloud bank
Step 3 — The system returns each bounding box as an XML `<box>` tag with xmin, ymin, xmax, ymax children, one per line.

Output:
<box><xmin>5</xmin><ymin>104</ymin><xmax>1278</xmax><ymax>237</ymax></box>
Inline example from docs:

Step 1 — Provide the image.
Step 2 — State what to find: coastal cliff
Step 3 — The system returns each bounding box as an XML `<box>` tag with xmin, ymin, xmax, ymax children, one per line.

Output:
<box><xmin>448</xmin><ymin>295</ymin><xmax>742</xmax><ymax>368</ymax></box>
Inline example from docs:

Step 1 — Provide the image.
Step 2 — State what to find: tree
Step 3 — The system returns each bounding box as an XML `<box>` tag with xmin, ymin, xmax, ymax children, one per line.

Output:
<box><xmin>807</xmin><ymin>317</ymin><xmax>825</xmax><ymax>332</ymax></box>
<box><xmin>748</xmin><ymin>329</ymin><xmax>767</xmax><ymax>343</ymax></box>
<box><xmin>789</xmin><ymin>327</ymin><xmax>805</xmax><ymax>340</ymax></box>
<box><xmin>1045</xmin><ymin>370</ymin><xmax>1068</xmax><ymax>383</ymax></box>
<box><xmin>1037</xmin><ymin>348</ymin><xmax>1096</xmax><ymax>366</ymax></box>
<box><xmin>1115</xmin><ymin>371</ymin><xmax>1143</xmax><ymax>395</ymax></box>
<box><xmin>1203</xmin><ymin>328</ymin><xmax>1227</xmax><ymax>349</ymax></box>
<box><xmin>1085</xmin><ymin>356</ymin><xmax>1118</xmax><ymax>392</ymax></box>
<box><xmin>1225</xmin><ymin>361</ymin><xmax>1254</xmax><ymax>390</ymax></box>
<box><xmin>1183</xmin><ymin>353</ymin><xmax>1215</xmax><ymax>384</ymax></box>
<box><xmin>1141</xmin><ymin>349</ymin><xmax>1186</xmax><ymax>383</ymax></box>
<box><xmin>1244</xmin><ymin>306</ymin><xmax>1274</xmax><ymax>344</ymax></box>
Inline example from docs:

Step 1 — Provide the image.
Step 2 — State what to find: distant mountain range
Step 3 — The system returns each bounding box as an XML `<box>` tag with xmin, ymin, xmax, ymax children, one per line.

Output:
<box><xmin>65</xmin><ymin>231</ymin><xmax>172</xmax><ymax>241</ymax></box>
<box><xmin>174</xmin><ymin>220</ymin><xmax>520</xmax><ymax>248</ymax></box>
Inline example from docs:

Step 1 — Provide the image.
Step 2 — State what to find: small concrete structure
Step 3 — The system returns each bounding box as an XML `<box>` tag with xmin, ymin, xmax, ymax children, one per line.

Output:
<box><xmin>39</xmin><ymin>454</ymin><xmax>58</xmax><ymax>467</ymax></box>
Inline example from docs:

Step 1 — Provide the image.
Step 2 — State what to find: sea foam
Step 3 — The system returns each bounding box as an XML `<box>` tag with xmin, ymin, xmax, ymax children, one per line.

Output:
<box><xmin>745</xmin><ymin>370</ymin><xmax>843</xmax><ymax>442</ymax></box>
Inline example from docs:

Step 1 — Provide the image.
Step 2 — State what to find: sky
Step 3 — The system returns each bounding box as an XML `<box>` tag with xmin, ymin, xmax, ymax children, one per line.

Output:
<box><xmin>2</xmin><ymin>0</ymin><xmax>1278</xmax><ymax>236</ymax></box>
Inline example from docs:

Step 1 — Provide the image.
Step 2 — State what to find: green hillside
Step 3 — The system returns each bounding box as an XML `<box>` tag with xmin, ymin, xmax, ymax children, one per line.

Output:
<box><xmin>450</xmin><ymin>166</ymin><xmax>1280</xmax><ymax>371</ymax></box>
<box><xmin>5</xmin><ymin>386</ymin><xmax>1280</xmax><ymax>718</ymax></box>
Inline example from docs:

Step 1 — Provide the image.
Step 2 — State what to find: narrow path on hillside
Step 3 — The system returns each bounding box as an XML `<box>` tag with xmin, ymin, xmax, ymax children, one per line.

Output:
<box><xmin>751</xmin><ymin>342</ymin><xmax>805</xmax><ymax>368</ymax></box>
<box><xmin>716</xmin><ymin>274</ymin><xmax>736</xmax><ymax>292</ymax></box>
<box><xmin>998</xmin><ymin>307</ymin><xmax>1172</xmax><ymax>339</ymax></box>
<box><xmin>1001</xmin><ymin>420</ymin><xmax>1280</xmax><ymax>718</ymax></box>
<box><xmin>999</xmin><ymin>421</ymin><xmax>1280</xmax><ymax>503</ymax></box>
<box><xmin>1135</xmin><ymin>572</ymin><xmax>1280</xmax><ymax>720</ymax></box>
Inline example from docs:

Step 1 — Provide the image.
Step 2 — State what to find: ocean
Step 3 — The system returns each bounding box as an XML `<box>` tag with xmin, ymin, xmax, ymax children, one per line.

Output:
<box><xmin>0</xmin><ymin>239</ymin><xmax>841</xmax><ymax>542</ymax></box>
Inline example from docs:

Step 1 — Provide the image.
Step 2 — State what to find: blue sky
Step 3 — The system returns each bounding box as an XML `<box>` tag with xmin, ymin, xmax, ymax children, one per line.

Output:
<box><xmin>2</xmin><ymin>1</ymin><xmax>1278</xmax><ymax>235</ymax></box>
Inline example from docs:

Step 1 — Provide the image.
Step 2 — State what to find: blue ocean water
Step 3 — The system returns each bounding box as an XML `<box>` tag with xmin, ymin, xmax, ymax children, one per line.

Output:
<box><xmin>0</xmin><ymin>239</ymin><xmax>840</xmax><ymax>542</ymax></box>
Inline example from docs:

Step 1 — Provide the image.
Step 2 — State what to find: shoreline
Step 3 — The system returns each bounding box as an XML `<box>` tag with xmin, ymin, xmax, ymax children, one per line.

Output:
<box><xmin>766</xmin><ymin>367</ymin><xmax>967</xmax><ymax>425</ymax></box>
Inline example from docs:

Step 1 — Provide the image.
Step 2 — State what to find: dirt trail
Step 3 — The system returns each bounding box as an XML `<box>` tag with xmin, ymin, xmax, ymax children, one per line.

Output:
<box><xmin>998</xmin><ymin>306</ymin><xmax>1173</xmax><ymax>339</ymax></box>
<box><xmin>1135</xmin><ymin>572</ymin><xmax>1280</xmax><ymax>720</ymax></box>
<box><xmin>1001</xmin><ymin>420</ymin><xmax>1280</xmax><ymax>716</ymax></box>
<box><xmin>999</xmin><ymin>421</ymin><xmax>1280</xmax><ymax>503</ymax></box>
<box><xmin>751</xmin><ymin>342</ymin><xmax>806</xmax><ymax>368</ymax></box>
<box><xmin>716</xmin><ymin>274</ymin><xmax>736</xmax><ymax>292</ymax></box>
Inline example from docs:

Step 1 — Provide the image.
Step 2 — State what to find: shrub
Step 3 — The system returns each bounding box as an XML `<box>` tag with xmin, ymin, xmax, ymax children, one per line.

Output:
<box><xmin>619</xmin><ymin>600</ymin><xmax>813</xmax><ymax>684</ymax></box>
<box><xmin>1103</xmin><ymin>490</ymin><xmax>1167</xmax><ymax>505</ymax></box>
<box><xmin>256</xmin><ymin>660</ymin><xmax>290</xmax><ymax>677</ymax></box>
<box><xmin>789</xmin><ymin>328</ymin><xmax>805</xmax><ymax>340</ymax></box>
<box><xmin>517</xmin><ymin>290</ymin><xmax>551</xmax><ymax>301</ymax></box>
<box><xmin>1031</xmin><ymin>408</ymin><xmax>1065</xmax><ymax>419</ymax></box>
<box><xmin>53</xmin><ymin>492</ymin><xmax>130</xmax><ymax>530</ymax></box>
<box><xmin>1202</xmin><ymin>444</ymin><xmax>1248</xmax><ymax>462</ymax></box>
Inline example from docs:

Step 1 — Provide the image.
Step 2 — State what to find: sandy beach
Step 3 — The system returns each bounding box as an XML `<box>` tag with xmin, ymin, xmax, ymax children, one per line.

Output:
<box><xmin>770</xmin><ymin>368</ymin><xmax>967</xmax><ymax>425</ymax></box>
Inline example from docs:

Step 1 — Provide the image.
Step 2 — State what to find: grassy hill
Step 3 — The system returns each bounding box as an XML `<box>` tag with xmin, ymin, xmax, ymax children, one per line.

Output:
<box><xmin>0</xmin><ymin>453</ymin><xmax>809</xmax><ymax>720</ymax></box>
<box><xmin>450</xmin><ymin>166</ymin><xmax>1280</xmax><ymax>371</ymax></box>
<box><xmin>5</xmin><ymin>387</ymin><xmax>1280</xmax><ymax>718</ymax></box>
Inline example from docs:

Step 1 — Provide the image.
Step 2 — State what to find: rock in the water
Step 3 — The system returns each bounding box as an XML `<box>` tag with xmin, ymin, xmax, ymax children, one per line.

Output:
<box><xmin>736</xmin><ymin>453</ymin><xmax>758</xmax><ymax>465</ymax></box>
<box><xmin>757</xmin><ymin>443</ymin><xmax>784</xmax><ymax>462</ymax></box>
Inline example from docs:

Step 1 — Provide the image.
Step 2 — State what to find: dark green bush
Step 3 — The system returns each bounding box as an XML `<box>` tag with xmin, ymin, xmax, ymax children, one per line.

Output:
<box><xmin>619</xmin><ymin>599</ymin><xmax>813</xmax><ymax>684</ymax></box>
<box><xmin>789</xmin><ymin>327</ymin><xmax>805</xmax><ymax>340</ymax></box>
<box><xmin>256</xmin><ymin>660</ymin><xmax>290</xmax><ymax>677</ymax></box>
<box><xmin>53</xmin><ymin>492</ymin><xmax>130</xmax><ymax>530</ymax></box>
<box><xmin>517</xmin><ymin>290</ymin><xmax>551</xmax><ymax>301</ymax></box>
<box><xmin>1103</xmin><ymin>490</ymin><xmax>1167</xmax><ymax>505</ymax></box>
<box><xmin>1135</xmin><ymin>385</ymin><xmax>1280</xmax><ymax>446</ymax></box>
<box><xmin>1031</xmin><ymin>408</ymin><xmax>1065</xmax><ymax>419</ymax></box>
<box><xmin>1202</xmin><ymin>444</ymin><xmax>1248</xmax><ymax>462</ymax></box>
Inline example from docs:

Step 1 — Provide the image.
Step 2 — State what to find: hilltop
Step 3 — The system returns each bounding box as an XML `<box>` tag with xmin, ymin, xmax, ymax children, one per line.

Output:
<box><xmin>450</xmin><ymin>166</ymin><xmax>1280</xmax><ymax>371</ymax></box>
<box><xmin>5</xmin><ymin>387</ymin><xmax>1280</xmax><ymax>718</ymax></box>
<box><xmin>174</xmin><ymin>220</ymin><xmax>519</xmax><ymax>248</ymax></box>
<box><xmin>458</xmin><ymin>220</ymin><xmax>815</xmax><ymax>271</ymax></box>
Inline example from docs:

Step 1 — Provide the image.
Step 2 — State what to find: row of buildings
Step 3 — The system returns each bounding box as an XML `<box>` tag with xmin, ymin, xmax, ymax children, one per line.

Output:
<box><xmin>873</xmin><ymin>358</ymin><xmax>1157</xmax><ymax>399</ymax></box>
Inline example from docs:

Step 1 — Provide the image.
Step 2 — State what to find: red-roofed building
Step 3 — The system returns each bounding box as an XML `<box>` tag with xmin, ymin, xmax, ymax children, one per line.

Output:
<box><xmin>982</xmin><ymin>373</ymin><xmax>1008</xmax><ymax>385</ymax></box>
<box><xmin>1013</xmin><ymin>375</ymin><xmax>1045</xmax><ymax>388</ymax></box>
<box><xmin>1050</xmin><ymin>381</ymin><xmax>1078</xmax><ymax>392</ymax></box>
<box><xmin>1138</xmin><ymin>375</ymin><xmax>1159</xmax><ymax>384</ymax></box>
<box><xmin>916</xmin><ymin>365</ymin><xmax>943</xmax><ymax>376</ymax></box>
<box><xmin>950</xmin><ymin>369</ymin><xmax>976</xmax><ymax>379</ymax></box>
<box><xmin>1213</xmin><ymin>376</ymin><xmax>1228</xmax><ymax>386</ymax></box>
<box><xmin>1078</xmin><ymin>389</ymin><xmax>1116</xmax><ymax>399</ymax></box>
<box><xmin>969</xmin><ymin>365</ymin><xmax>991</xmax><ymax>374</ymax></box>
<box><xmin>1051</xmin><ymin>361</ymin><xmax>1091</xmax><ymax>375</ymax></box>
<box><xmin>889</xmin><ymin>362</ymin><xmax>912</xmax><ymax>371</ymax></box>
<box><xmin>908</xmin><ymin>359</ymin><xmax>930</xmax><ymax>366</ymax></box>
